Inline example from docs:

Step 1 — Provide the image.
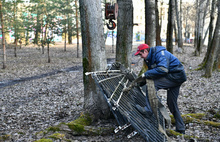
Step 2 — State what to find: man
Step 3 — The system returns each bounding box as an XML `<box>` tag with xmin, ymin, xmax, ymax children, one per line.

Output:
<box><xmin>134</xmin><ymin>44</ymin><xmax>187</xmax><ymax>134</ymax></box>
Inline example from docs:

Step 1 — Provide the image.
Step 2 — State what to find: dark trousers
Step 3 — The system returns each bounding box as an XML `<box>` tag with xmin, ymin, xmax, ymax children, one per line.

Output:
<box><xmin>145</xmin><ymin>77</ymin><xmax>185</xmax><ymax>131</ymax></box>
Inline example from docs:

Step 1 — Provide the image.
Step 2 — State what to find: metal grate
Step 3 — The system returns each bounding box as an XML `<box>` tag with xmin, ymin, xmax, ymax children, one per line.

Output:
<box><xmin>87</xmin><ymin>62</ymin><xmax>167</xmax><ymax>142</ymax></box>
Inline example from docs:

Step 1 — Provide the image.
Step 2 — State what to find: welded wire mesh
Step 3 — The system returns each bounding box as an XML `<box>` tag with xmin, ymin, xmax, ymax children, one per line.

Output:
<box><xmin>90</xmin><ymin>63</ymin><xmax>167</xmax><ymax>142</ymax></box>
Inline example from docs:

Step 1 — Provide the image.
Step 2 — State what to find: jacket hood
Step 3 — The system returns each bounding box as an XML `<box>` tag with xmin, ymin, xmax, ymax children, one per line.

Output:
<box><xmin>146</xmin><ymin>46</ymin><xmax>166</xmax><ymax>61</ymax></box>
<box><xmin>155</xmin><ymin>46</ymin><xmax>166</xmax><ymax>53</ymax></box>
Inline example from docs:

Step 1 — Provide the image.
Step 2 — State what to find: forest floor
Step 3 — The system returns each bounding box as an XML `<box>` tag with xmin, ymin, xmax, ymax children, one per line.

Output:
<box><xmin>0</xmin><ymin>42</ymin><xmax>219</xmax><ymax>142</ymax></box>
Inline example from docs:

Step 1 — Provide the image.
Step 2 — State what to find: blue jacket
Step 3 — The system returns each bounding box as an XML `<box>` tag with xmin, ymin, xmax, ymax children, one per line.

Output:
<box><xmin>144</xmin><ymin>46</ymin><xmax>187</xmax><ymax>83</ymax></box>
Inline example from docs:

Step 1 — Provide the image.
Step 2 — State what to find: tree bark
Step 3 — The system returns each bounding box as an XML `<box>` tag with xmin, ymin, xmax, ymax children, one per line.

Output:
<box><xmin>204</xmin><ymin>0</ymin><xmax>220</xmax><ymax>77</ymax></box>
<box><xmin>67</xmin><ymin>0</ymin><xmax>72</xmax><ymax>44</ymax></box>
<box><xmin>156</xmin><ymin>0</ymin><xmax>161</xmax><ymax>46</ymax></box>
<box><xmin>201</xmin><ymin>0</ymin><xmax>217</xmax><ymax>68</ymax></box>
<box><xmin>47</xmin><ymin>42</ymin><xmax>50</xmax><ymax>63</ymax></box>
<box><xmin>75</xmin><ymin>0</ymin><xmax>79</xmax><ymax>58</ymax></box>
<box><xmin>0</xmin><ymin>2</ymin><xmax>6</xmax><ymax>69</ymax></box>
<box><xmin>13</xmin><ymin>1</ymin><xmax>17</xmax><ymax>57</ymax></box>
<box><xmin>79</xmin><ymin>0</ymin><xmax>109</xmax><ymax>120</ymax></box>
<box><xmin>166</xmin><ymin>0</ymin><xmax>174</xmax><ymax>53</ymax></box>
<box><xmin>145</xmin><ymin>0</ymin><xmax>156</xmax><ymax>47</ymax></box>
<box><xmin>214</xmin><ymin>41</ymin><xmax>220</xmax><ymax>70</ymax></box>
<box><xmin>174</xmin><ymin>0</ymin><xmax>183</xmax><ymax>48</ymax></box>
<box><xmin>194</xmin><ymin>0</ymin><xmax>206</xmax><ymax>56</ymax></box>
<box><xmin>116</xmin><ymin>0</ymin><xmax>133</xmax><ymax>68</ymax></box>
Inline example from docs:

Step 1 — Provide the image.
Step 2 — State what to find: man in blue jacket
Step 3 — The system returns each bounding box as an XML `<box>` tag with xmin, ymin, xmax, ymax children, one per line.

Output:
<box><xmin>134</xmin><ymin>44</ymin><xmax>187</xmax><ymax>134</ymax></box>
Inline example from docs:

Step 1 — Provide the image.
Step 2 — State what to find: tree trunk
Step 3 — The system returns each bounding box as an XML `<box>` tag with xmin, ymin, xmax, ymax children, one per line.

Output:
<box><xmin>204</xmin><ymin>0</ymin><xmax>220</xmax><ymax>77</ymax></box>
<box><xmin>75</xmin><ymin>0</ymin><xmax>80</xmax><ymax>58</ymax></box>
<box><xmin>64</xmin><ymin>27</ymin><xmax>67</xmax><ymax>51</ymax></box>
<box><xmin>156</xmin><ymin>0</ymin><xmax>161</xmax><ymax>46</ymax></box>
<box><xmin>79</xmin><ymin>0</ymin><xmax>109</xmax><ymax>120</ymax></box>
<box><xmin>34</xmin><ymin>6</ymin><xmax>40</xmax><ymax>45</ymax></box>
<box><xmin>47</xmin><ymin>42</ymin><xmax>50</xmax><ymax>63</ymax></box>
<box><xmin>64</xmin><ymin>15</ymin><xmax>67</xmax><ymax>51</ymax></box>
<box><xmin>13</xmin><ymin>1</ymin><xmax>17</xmax><ymax>57</ymax></box>
<box><xmin>201</xmin><ymin>0</ymin><xmax>217</xmax><ymax>68</ymax></box>
<box><xmin>184</xmin><ymin>6</ymin><xmax>189</xmax><ymax>43</ymax></box>
<box><xmin>194</xmin><ymin>0</ymin><xmax>206</xmax><ymax>56</ymax></box>
<box><xmin>112</xmin><ymin>30</ymin><xmax>114</xmax><ymax>53</ymax></box>
<box><xmin>214</xmin><ymin>41</ymin><xmax>220</xmax><ymax>70</ymax></box>
<box><xmin>174</xmin><ymin>0</ymin><xmax>183</xmax><ymax>48</ymax></box>
<box><xmin>0</xmin><ymin>2</ymin><xmax>6</xmax><ymax>69</ymax></box>
<box><xmin>174</xmin><ymin>21</ymin><xmax>178</xmax><ymax>45</ymax></box>
<box><xmin>145</xmin><ymin>0</ymin><xmax>156</xmax><ymax>47</ymax></box>
<box><xmin>116</xmin><ymin>0</ymin><xmax>133</xmax><ymax>68</ymax></box>
<box><xmin>166</xmin><ymin>0</ymin><xmax>174</xmax><ymax>53</ymax></box>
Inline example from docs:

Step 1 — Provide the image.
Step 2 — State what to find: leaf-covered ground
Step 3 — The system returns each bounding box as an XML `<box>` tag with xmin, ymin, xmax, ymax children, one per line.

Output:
<box><xmin>0</xmin><ymin>43</ymin><xmax>219</xmax><ymax>142</ymax></box>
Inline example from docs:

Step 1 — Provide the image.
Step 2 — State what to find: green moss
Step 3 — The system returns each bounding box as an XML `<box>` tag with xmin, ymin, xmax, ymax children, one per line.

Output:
<box><xmin>67</xmin><ymin>113</ymin><xmax>92</xmax><ymax>133</ymax></box>
<box><xmin>203</xmin><ymin>121</ymin><xmax>220</xmax><ymax>128</ymax></box>
<box><xmin>34</xmin><ymin>139</ymin><xmax>53</xmax><ymax>142</ymax></box>
<box><xmin>186</xmin><ymin>113</ymin><xmax>206</xmax><ymax>119</ymax></box>
<box><xmin>46</xmin><ymin>126</ymin><xmax>60</xmax><ymax>132</ymax></box>
<box><xmin>48</xmin><ymin>133</ymin><xmax>65</xmax><ymax>139</ymax></box>
<box><xmin>167</xmin><ymin>129</ymin><xmax>183</xmax><ymax>136</ymax></box>
<box><xmin>170</xmin><ymin>113</ymin><xmax>220</xmax><ymax>128</ymax></box>
<box><xmin>167</xmin><ymin>129</ymin><xmax>199</xmax><ymax>139</ymax></box>
<box><xmin>170</xmin><ymin>113</ymin><xmax>205</xmax><ymax>124</ymax></box>
<box><xmin>67</xmin><ymin>123</ymin><xmax>85</xmax><ymax>133</ymax></box>
<box><xmin>17</xmin><ymin>132</ymin><xmax>25</xmax><ymax>135</ymax></box>
<box><xmin>214</xmin><ymin>112</ymin><xmax>220</xmax><ymax>119</ymax></box>
<box><xmin>70</xmin><ymin>113</ymin><xmax>92</xmax><ymax>126</ymax></box>
<box><xmin>0</xmin><ymin>134</ymin><xmax>10</xmax><ymax>141</ymax></box>
<box><xmin>83</xmin><ymin>58</ymin><xmax>90</xmax><ymax>85</ymax></box>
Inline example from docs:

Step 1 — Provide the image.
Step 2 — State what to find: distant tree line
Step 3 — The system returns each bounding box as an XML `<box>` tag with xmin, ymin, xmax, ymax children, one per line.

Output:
<box><xmin>0</xmin><ymin>0</ymin><xmax>80</xmax><ymax>65</ymax></box>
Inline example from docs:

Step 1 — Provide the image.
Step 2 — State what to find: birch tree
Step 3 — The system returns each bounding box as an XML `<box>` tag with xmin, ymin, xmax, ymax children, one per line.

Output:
<box><xmin>116</xmin><ymin>0</ymin><xmax>133</xmax><ymax>68</ymax></box>
<box><xmin>79</xmin><ymin>0</ymin><xmax>110</xmax><ymax>120</ymax></box>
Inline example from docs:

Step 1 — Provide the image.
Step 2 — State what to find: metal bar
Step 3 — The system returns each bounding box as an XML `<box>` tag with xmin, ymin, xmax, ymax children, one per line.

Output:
<box><xmin>108</xmin><ymin>76</ymin><xmax>126</xmax><ymax>102</ymax></box>
<box><xmin>115</xmin><ymin>79</ymin><xmax>129</xmax><ymax>106</ymax></box>
<box><xmin>114</xmin><ymin>123</ymin><xmax>131</xmax><ymax>133</ymax></box>
<box><xmin>98</xmin><ymin>74</ymin><xmax>124</xmax><ymax>83</ymax></box>
<box><xmin>85</xmin><ymin>70</ymin><xmax>121</xmax><ymax>76</ymax></box>
<box><xmin>127</xmin><ymin>131</ymin><xmax>138</xmax><ymax>139</ymax></box>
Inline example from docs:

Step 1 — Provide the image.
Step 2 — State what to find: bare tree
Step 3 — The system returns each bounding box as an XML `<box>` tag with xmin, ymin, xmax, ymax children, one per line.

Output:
<box><xmin>156</xmin><ymin>0</ymin><xmax>162</xmax><ymax>46</ymax></box>
<box><xmin>79</xmin><ymin>0</ymin><xmax>110</xmax><ymax>120</ymax></box>
<box><xmin>204</xmin><ymin>0</ymin><xmax>220</xmax><ymax>77</ymax></box>
<box><xmin>200</xmin><ymin>0</ymin><xmax>217</xmax><ymax>68</ymax></box>
<box><xmin>194</xmin><ymin>0</ymin><xmax>208</xmax><ymax>56</ymax></box>
<box><xmin>166</xmin><ymin>0</ymin><xmax>175</xmax><ymax>53</ymax></box>
<box><xmin>145</xmin><ymin>0</ymin><xmax>156</xmax><ymax>47</ymax></box>
<box><xmin>116</xmin><ymin>0</ymin><xmax>133</xmax><ymax>68</ymax></box>
<box><xmin>174</xmin><ymin>0</ymin><xmax>183</xmax><ymax>48</ymax></box>
<box><xmin>75</xmin><ymin>0</ymin><xmax>80</xmax><ymax>58</ymax></box>
<box><xmin>0</xmin><ymin>1</ymin><xmax>6</xmax><ymax>69</ymax></box>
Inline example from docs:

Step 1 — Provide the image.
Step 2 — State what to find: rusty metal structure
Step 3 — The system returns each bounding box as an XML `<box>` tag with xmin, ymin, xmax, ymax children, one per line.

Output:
<box><xmin>86</xmin><ymin>63</ymin><xmax>168</xmax><ymax>141</ymax></box>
